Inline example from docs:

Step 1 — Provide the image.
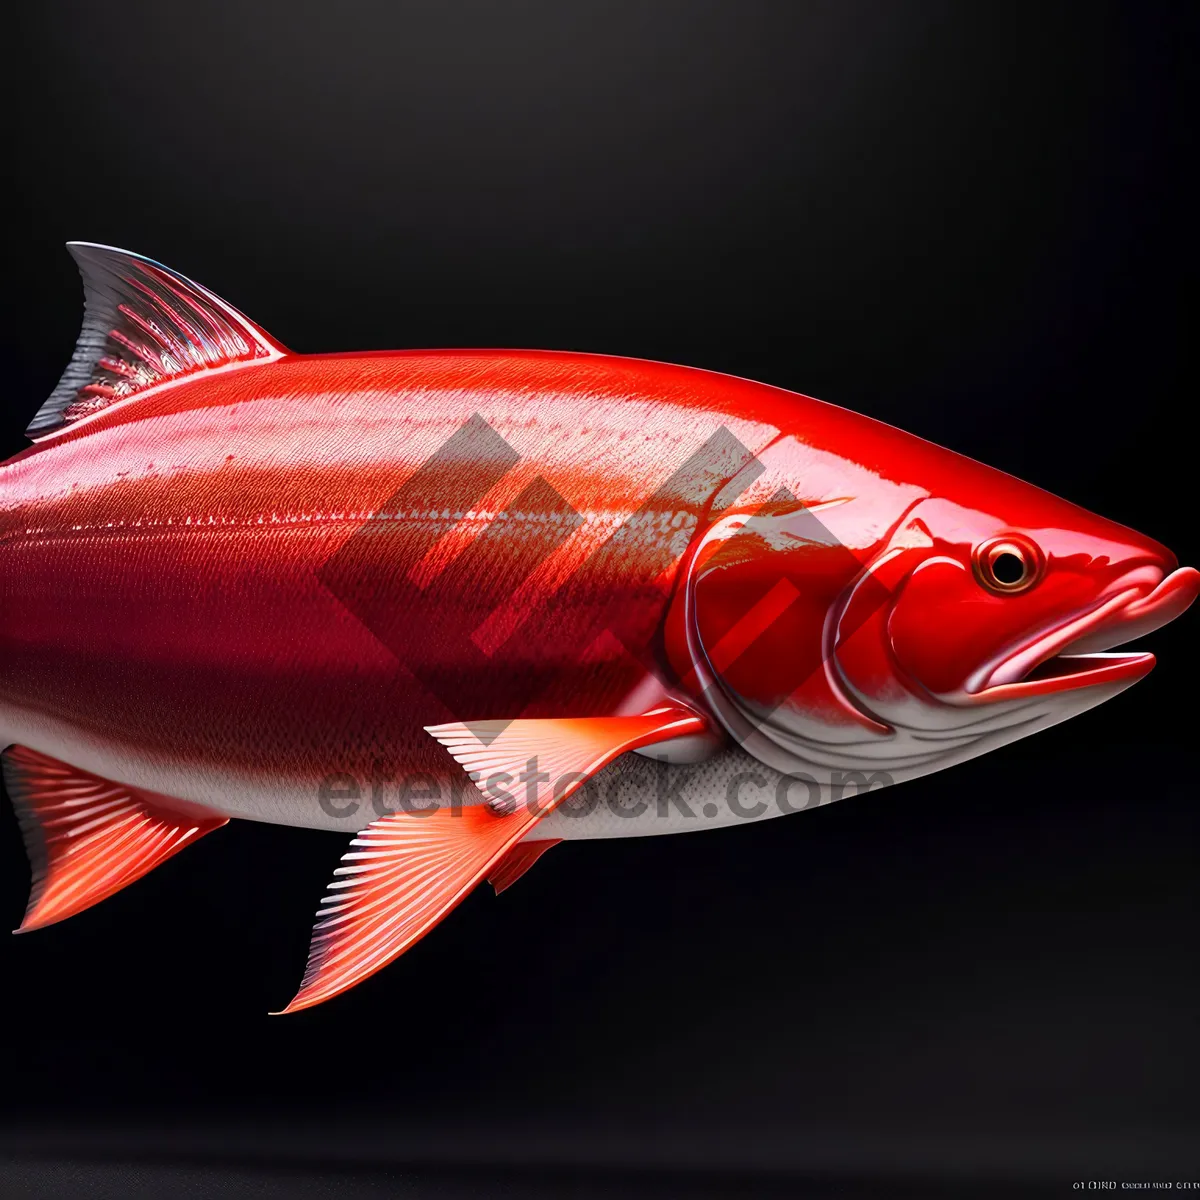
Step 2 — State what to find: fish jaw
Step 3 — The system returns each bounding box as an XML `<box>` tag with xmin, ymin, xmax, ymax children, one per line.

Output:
<box><xmin>961</xmin><ymin>565</ymin><xmax>1199</xmax><ymax>704</ymax></box>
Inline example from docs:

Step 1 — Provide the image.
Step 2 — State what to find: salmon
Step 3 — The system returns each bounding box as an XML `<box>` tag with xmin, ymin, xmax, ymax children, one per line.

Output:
<box><xmin>2</xmin><ymin>244</ymin><xmax>1195</xmax><ymax>1010</ymax></box>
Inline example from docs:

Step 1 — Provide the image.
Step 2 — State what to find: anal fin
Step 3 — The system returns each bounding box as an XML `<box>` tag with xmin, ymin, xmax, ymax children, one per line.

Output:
<box><xmin>278</xmin><ymin>703</ymin><xmax>707</xmax><ymax>1013</ymax></box>
<box><xmin>3</xmin><ymin>745</ymin><xmax>227</xmax><ymax>931</ymax></box>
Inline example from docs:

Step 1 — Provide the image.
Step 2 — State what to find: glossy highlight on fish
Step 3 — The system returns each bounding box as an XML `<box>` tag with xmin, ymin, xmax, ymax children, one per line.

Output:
<box><xmin>2</xmin><ymin>244</ymin><xmax>1195</xmax><ymax>1012</ymax></box>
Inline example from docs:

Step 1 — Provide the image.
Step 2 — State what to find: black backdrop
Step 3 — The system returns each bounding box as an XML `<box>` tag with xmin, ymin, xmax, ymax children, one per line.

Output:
<box><xmin>1</xmin><ymin>2</ymin><xmax>1195</xmax><ymax>1196</ymax></box>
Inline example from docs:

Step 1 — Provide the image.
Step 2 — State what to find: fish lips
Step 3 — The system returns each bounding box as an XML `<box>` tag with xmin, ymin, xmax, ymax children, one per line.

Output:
<box><xmin>960</xmin><ymin>565</ymin><xmax>1200</xmax><ymax>703</ymax></box>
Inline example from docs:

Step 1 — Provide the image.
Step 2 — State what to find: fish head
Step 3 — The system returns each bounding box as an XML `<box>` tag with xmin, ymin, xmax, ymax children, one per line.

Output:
<box><xmin>859</xmin><ymin>497</ymin><xmax>1197</xmax><ymax>714</ymax></box>
<box><xmin>678</xmin><ymin>436</ymin><xmax>1198</xmax><ymax>781</ymax></box>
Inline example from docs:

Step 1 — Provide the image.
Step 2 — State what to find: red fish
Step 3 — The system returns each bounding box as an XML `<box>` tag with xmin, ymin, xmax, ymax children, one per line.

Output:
<box><xmin>2</xmin><ymin>244</ymin><xmax>1195</xmax><ymax>1012</ymax></box>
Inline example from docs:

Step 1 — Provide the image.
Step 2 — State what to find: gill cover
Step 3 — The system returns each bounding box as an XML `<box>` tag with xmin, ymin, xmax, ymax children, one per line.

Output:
<box><xmin>675</xmin><ymin>496</ymin><xmax>900</xmax><ymax>775</ymax></box>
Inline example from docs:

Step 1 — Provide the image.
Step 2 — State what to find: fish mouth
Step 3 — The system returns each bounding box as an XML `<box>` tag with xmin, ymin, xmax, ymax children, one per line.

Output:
<box><xmin>965</xmin><ymin>565</ymin><xmax>1200</xmax><ymax>703</ymax></box>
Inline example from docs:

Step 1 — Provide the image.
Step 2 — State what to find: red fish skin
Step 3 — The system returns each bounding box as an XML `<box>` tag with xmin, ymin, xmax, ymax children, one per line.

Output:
<box><xmin>0</xmin><ymin>351</ymin><xmax>777</xmax><ymax>821</ymax></box>
<box><xmin>0</xmin><ymin>348</ymin><xmax>1182</xmax><ymax>832</ymax></box>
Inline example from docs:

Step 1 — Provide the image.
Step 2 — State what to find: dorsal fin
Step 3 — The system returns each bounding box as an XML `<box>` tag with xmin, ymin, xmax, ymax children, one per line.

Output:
<box><xmin>27</xmin><ymin>243</ymin><xmax>288</xmax><ymax>439</ymax></box>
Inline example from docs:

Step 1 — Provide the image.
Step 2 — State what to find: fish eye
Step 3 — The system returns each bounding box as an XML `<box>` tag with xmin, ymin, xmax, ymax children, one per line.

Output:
<box><xmin>973</xmin><ymin>536</ymin><xmax>1042</xmax><ymax>595</ymax></box>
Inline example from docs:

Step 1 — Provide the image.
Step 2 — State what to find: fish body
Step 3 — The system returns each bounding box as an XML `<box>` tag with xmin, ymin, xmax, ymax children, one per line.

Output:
<box><xmin>1</xmin><ymin>347</ymin><xmax>780</xmax><ymax>834</ymax></box>
<box><xmin>2</xmin><ymin>245</ymin><xmax>1195</xmax><ymax>1010</ymax></box>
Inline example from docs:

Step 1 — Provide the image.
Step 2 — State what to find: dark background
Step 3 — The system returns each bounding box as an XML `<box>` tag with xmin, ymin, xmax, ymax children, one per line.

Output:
<box><xmin>2</xmin><ymin>1</ymin><xmax>1195</xmax><ymax>1195</ymax></box>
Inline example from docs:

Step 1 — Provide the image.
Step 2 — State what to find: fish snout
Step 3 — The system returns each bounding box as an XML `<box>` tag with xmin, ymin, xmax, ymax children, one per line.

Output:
<box><xmin>1069</xmin><ymin>564</ymin><xmax>1200</xmax><ymax>654</ymax></box>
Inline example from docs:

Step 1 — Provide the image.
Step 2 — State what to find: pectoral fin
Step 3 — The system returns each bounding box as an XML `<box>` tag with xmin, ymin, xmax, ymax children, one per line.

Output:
<box><xmin>488</xmin><ymin>838</ymin><xmax>562</xmax><ymax>894</ymax></box>
<box><xmin>424</xmin><ymin>705</ymin><xmax>708</xmax><ymax>814</ymax></box>
<box><xmin>3</xmin><ymin>745</ymin><xmax>227</xmax><ymax>932</ymax></box>
<box><xmin>276</xmin><ymin>703</ymin><xmax>706</xmax><ymax>1013</ymax></box>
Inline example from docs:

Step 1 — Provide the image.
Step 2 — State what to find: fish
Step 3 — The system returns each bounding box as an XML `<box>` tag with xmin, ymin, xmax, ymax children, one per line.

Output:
<box><xmin>1</xmin><ymin>243</ymin><xmax>1195</xmax><ymax>1012</ymax></box>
